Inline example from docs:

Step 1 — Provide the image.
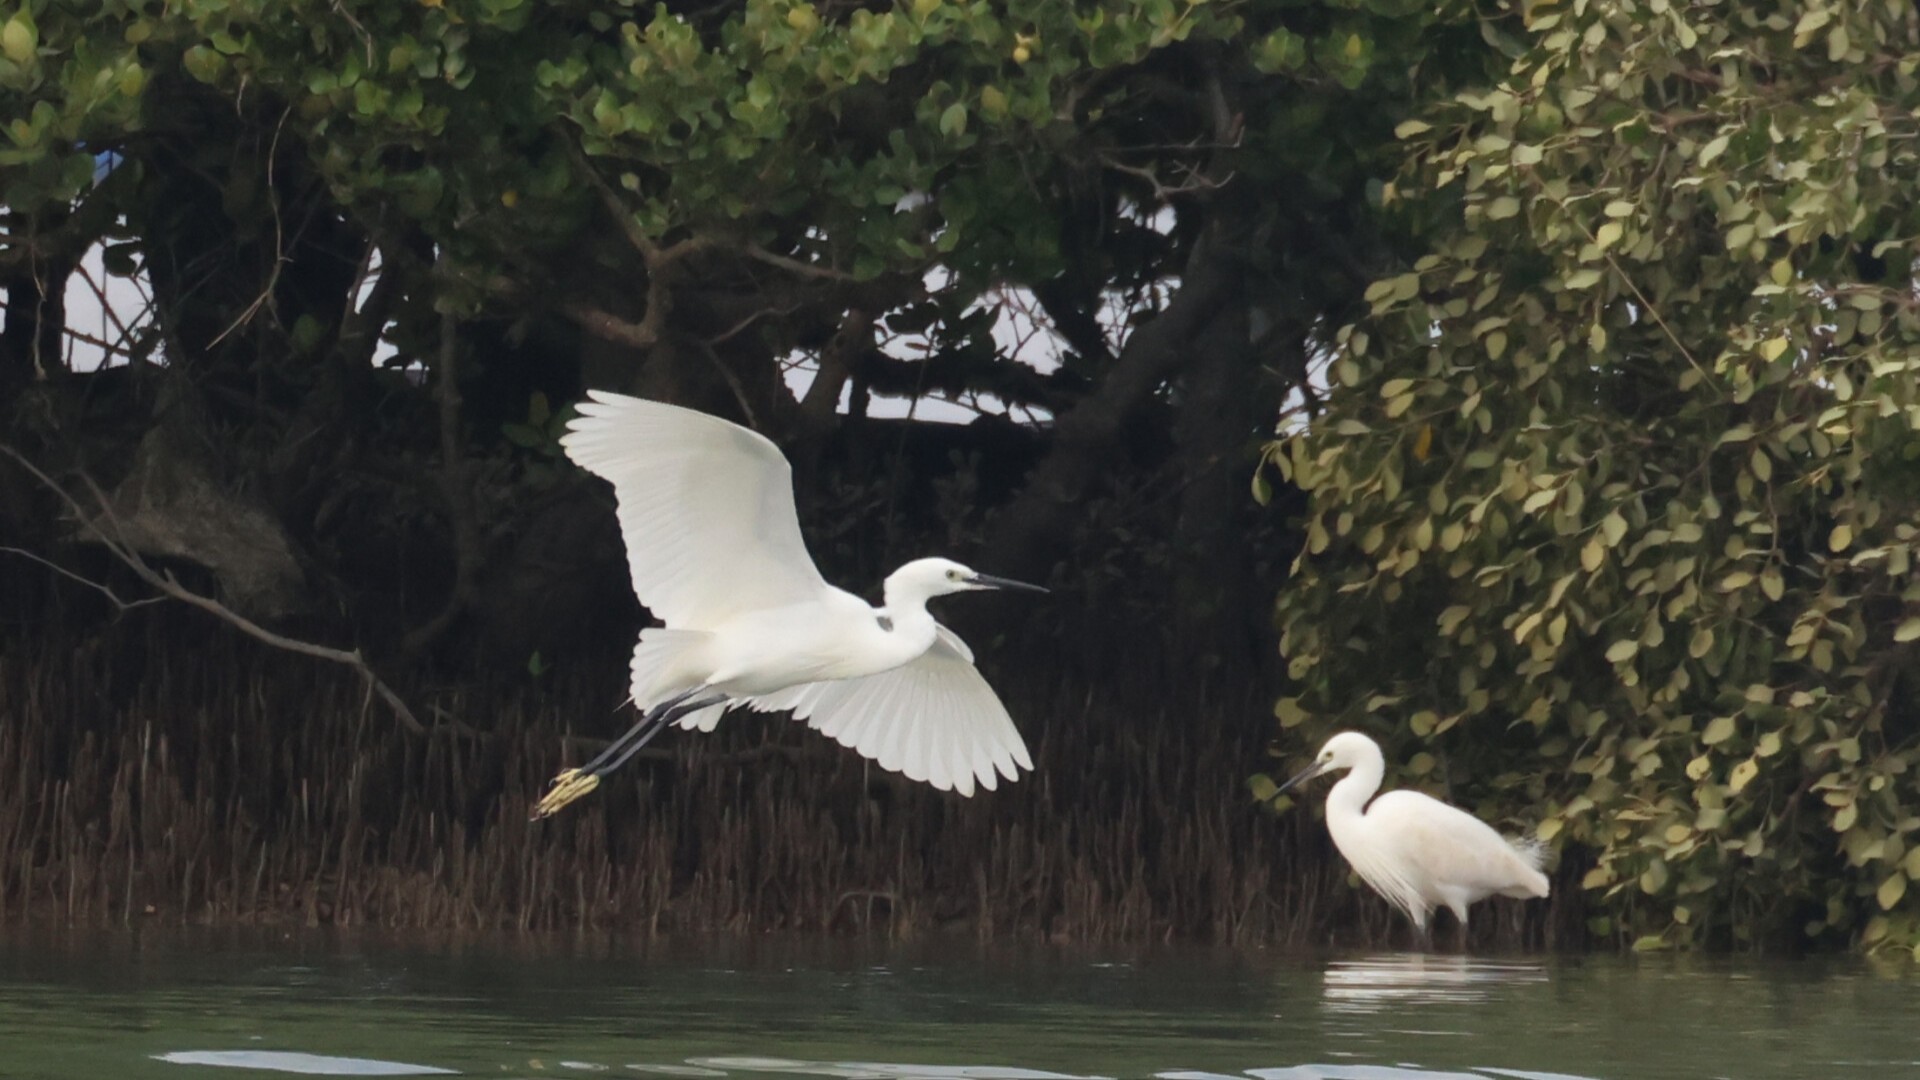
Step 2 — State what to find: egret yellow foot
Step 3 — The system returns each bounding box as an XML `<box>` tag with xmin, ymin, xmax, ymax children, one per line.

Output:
<box><xmin>531</xmin><ymin>768</ymin><xmax>601</xmax><ymax>820</ymax></box>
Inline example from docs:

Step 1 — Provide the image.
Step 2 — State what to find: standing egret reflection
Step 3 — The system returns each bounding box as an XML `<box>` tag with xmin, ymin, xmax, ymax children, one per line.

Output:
<box><xmin>1277</xmin><ymin>732</ymin><xmax>1549</xmax><ymax>947</ymax></box>
<box><xmin>532</xmin><ymin>391</ymin><xmax>1047</xmax><ymax>820</ymax></box>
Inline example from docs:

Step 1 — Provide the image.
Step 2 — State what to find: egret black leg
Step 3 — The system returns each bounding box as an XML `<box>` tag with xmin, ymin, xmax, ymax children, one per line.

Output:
<box><xmin>574</xmin><ymin>688</ymin><xmax>702</xmax><ymax>776</ymax></box>
<box><xmin>600</xmin><ymin>694</ymin><xmax>729</xmax><ymax>775</ymax></box>
<box><xmin>532</xmin><ymin>688</ymin><xmax>714</xmax><ymax>820</ymax></box>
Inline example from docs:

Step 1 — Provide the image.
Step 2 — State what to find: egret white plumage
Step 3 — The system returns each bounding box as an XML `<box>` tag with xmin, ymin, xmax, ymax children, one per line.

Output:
<box><xmin>531</xmin><ymin>390</ymin><xmax>1046</xmax><ymax>820</ymax></box>
<box><xmin>1277</xmin><ymin>731</ymin><xmax>1549</xmax><ymax>947</ymax></box>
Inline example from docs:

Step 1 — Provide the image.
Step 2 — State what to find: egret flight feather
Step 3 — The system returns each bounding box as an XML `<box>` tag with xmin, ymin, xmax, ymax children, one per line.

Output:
<box><xmin>532</xmin><ymin>391</ymin><xmax>1044</xmax><ymax>818</ymax></box>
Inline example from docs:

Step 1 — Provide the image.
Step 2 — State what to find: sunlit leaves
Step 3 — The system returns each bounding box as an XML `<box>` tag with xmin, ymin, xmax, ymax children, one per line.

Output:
<box><xmin>2</xmin><ymin>10</ymin><xmax>35</xmax><ymax>65</ymax></box>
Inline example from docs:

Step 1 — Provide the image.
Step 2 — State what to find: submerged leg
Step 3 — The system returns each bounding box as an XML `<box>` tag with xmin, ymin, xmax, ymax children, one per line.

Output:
<box><xmin>1410</xmin><ymin>912</ymin><xmax>1433</xmax><ymax>953</ymax></box>
<box><xmin>531</xmin><ymin>689</ymin><xmax>724</xmax><ymax>820</ymax></box>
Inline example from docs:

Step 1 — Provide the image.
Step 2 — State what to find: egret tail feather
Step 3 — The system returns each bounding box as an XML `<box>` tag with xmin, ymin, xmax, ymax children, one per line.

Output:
<box><xmin>628</xmin><ymin>627</ymin><xmax>713</xmax><ymax>709</ymax></box>
<box><xmin>1507</xmin><ymin>833</ymin><xmax>1551</xmax><ymax>872</ymax></box>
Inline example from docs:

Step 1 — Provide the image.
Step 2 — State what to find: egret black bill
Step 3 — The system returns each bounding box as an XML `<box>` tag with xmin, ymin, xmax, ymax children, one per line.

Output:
<box><xmin>968</xmin><ymin>573</ymin><xmax>1048</xmax><ymax>594</ymax></box>
<box><xmin>1274</xmin><ymin>759</ymin><xmax>1329</xmax><ymax>796</ymax></box>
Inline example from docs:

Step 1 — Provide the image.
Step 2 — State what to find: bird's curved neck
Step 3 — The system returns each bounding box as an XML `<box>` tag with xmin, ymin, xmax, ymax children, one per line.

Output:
<box><xmin>1326</xmin><ymin>754</ymin><xmax>1385</xmax><ymax>821</ymax></box>
<box><xmin>875</xmin><ymin>582</ymin><xmax>940</xmax><ymax>667</ymax></box>
<box><xmin>881</xmin><ymin>577</ymin><xmax>935</xmax><ymax>619</ymax></box>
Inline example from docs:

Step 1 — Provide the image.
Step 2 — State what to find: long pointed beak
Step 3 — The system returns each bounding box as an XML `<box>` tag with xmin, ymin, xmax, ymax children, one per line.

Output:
<box><xmin>968</xmin><ymin>572</ymin><xmax>1049</xmax><ymax>594</ymax></box>
<box><xmin>1274</xmin><ymin>760</ymin><xmax>1328</xmax><ymax>796</ymax></box>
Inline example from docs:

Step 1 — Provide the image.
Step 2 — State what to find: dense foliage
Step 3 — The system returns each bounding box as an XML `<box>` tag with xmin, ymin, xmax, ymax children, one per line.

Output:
<box><xmin>1266</xmin><ymin>0</ymin><xmax>1920</xmax><ymax>954</ymax></box>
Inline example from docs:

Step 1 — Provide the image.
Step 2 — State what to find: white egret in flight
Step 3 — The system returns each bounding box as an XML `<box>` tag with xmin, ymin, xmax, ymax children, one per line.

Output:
<box><xmin>1276</xmin><ymin>731</ymin><xmax>1550</xmax><ymax>948</ymax></box>
<box><xmin>532</xmin><ymin>391</ymin><xmax>1046</xmax><ymax>819</ymax></box>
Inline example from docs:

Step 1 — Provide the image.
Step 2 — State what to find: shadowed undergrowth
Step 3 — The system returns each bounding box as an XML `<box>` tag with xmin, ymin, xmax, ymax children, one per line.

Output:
<box><xmin>0</xmin><ymin>611</ymin><xmax>1571</xmax><ymax>949</ymax></box>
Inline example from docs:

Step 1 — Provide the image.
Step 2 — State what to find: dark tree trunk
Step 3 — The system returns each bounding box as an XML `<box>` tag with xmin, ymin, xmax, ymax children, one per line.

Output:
<box><xmin>1167</xmin><ymin>296</ymin><xmax>1272</xmax><ymax>672</ymax></box>
<box><xmin>985</xmin><ymin>209</ymin><xmax>1248</xmax><ymax>582</ymax></box>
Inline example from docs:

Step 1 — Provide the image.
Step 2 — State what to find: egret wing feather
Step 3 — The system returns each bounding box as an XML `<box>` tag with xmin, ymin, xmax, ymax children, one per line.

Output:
<box><xmin>743</xmin><ymin>628</ymin><xmax>1031</xmax><ymax>795</ymax></box>
<box><xmin>1334</xmin><ymin>819</ymin><xmax>1434</xmax><ymax>927</ymax></box>
<box><xmin>562</xmin><ymin>391</ymin><xmax>828</xmax><ymax>627</ymax></box>
<box><xmin>1368</xmin><ymin>791</ymin><xmax>1548</xmax><ymax>902</ymax></box>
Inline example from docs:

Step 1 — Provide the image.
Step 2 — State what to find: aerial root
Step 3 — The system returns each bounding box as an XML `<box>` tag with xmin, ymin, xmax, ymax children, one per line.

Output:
<box><xmin>530</xmin><ymin>768</ymin><xmax>602</xmax><ymax>820</ymax></box>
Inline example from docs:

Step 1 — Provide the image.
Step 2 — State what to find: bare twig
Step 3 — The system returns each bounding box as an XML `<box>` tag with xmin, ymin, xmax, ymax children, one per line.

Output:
<box><xmin>0</xmin><ymin>545</ymin><xmax>166</xmax><ymax>611</ymax></box>
<box><xmin>743</xmin><ymin>243</ymin><xmax>855</xmax><ymax>282</ymax></box>
<box><xmin>208</xmin><ymin>107</ymin><xmax>293</xmax><ymax>348</ymax></box>
<box><xmin>1099</xmin><ymin>157</ymin><xmax>1230</xmax><ymax>202</ymax></box>
<box><xmin>0</xmin><ymin>298</ymin><xmax>143</xmax><ymax>363</ymax></box>
<box><xmin>695</xmin><ymin>340</ymin><xmax>762</xmax><ymax>430</ymax></box>
<box><xmin>68</xmin><ymin>259</ymin><xmax>154</xmax><ymax>361</ymax></box>
<box><xmin>705</xmin><ymin>302</ymin><xmax>805</xmax><ymax>347</ymax></box>
<box><xmin>0</xmin><ymin>442</ymin><xmax>431</xmax><ymax>737</ymax></box>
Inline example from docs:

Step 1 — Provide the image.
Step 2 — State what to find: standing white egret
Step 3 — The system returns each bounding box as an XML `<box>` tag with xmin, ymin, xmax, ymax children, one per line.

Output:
<box><xmin>531</xmin><ymin>390</ymin><xmax>1047</xmax><ymax>820</ymax></box>
<box><xmin>1276</xmin><ymin>731</ymin><xmax>1549</xmax><ymax>948</ymax></box>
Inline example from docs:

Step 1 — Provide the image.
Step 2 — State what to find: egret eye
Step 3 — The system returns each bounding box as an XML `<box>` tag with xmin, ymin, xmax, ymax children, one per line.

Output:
<box><xmin>947</xmin><ymin>569</ymin><xmax>961</xmax><ymax>581</ymax></box>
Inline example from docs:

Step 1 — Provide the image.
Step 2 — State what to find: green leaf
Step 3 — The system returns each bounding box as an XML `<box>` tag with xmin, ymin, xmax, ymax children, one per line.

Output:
<box><xmin>1689</xmin><ymin>626</ymin><xmax>1714</xmax><ymax>658</ymax></box>
<box><xmin>1601</xmin><ymin>513</ymin><xmax>1628</xmax><ymax>546</ymax></box>
<box><xmin>1273</xmin><ymin>697</ymin><xmax>1308</xmax><ymax>728</ymax></box>
<box><xmin>938</xmin><ymin>102</ymin><xmax>968</xmax><ymax>138</ymax></box>
<box><xmin>2</xmin><ymin>11</ymin><xmax>36</xmax><ymax>64</ymax></box>
<box><xmin>1702</xmin><ymin>715</ymin><xmax>1736</xmax><ymax>745</ymax></box>
<box><xmin>1728</xmin><ymin>758</ymin><xmax>1759</xmax><ymax>794</ymax></box>
<box><xmin>183</xmin><ymin>44</ymin><xmax>227</xmax><ymax>84</ymax></box>
<box><xmin>1878</xmin><ymin>873</ymin><xmax>1907</xmax><ymax>911</ymax></box>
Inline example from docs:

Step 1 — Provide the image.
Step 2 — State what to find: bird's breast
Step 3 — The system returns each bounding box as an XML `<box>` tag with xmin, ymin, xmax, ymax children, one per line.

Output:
<box><xmin>702</xmin><ymin>600</ymin><xmax>932</xmax><ymax>694</ymax></box>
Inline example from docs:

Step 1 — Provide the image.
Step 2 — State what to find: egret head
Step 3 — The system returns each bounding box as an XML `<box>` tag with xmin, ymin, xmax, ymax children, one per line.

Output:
<box><xmin>884</xmin><ymin>557</ymin><xmax>1048</xmax><ymax>606</ymax></box>
<box><xmin>1274</xmin><ymin>731</ymin><xmax>1383</xmax><ymax>795</ymax></box>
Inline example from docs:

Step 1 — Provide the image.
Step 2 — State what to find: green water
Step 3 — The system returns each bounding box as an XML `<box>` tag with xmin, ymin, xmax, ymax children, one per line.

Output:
<box><xmin>0</xmin><ymin>933</ymin><xmax>1913</xmax><ymax>1080</ymax></box>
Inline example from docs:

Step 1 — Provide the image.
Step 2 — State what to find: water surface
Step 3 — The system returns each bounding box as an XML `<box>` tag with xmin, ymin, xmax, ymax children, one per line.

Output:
<box><xmin>0</xmin><ymin>932</ymin><xmax>1912</xmax><ymax>1080</ymax></box>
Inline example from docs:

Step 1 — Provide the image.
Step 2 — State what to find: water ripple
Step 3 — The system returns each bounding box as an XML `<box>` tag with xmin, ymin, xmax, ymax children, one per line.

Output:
<box><xmin>1319</xmin><ymin>956</ymin><xmax>1549</xmax><ymax>1016</ymax></box>
<box><xmin>154</xmin><ymin>1050</ymin><xmax>457</xmax><ymax>1076</ymax></box>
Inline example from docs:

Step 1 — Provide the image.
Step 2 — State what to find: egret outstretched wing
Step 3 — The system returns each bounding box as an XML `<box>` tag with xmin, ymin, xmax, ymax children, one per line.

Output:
<box><xmin>747</xmin><ymin>627</ymin><xmax>1033</xmax><ymax>796</ymax></box>
<box><xmin>561</xmin><ymin>390</ymin><xmax>827</xmax><ymax>627</ymax></box>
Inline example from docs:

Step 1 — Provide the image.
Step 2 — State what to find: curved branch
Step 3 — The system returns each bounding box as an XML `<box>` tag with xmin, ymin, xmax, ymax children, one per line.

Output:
<box><xmin>0</xmin><ymin>442</ymin><xmax>429</xmax><ymax>737</ymax></box>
